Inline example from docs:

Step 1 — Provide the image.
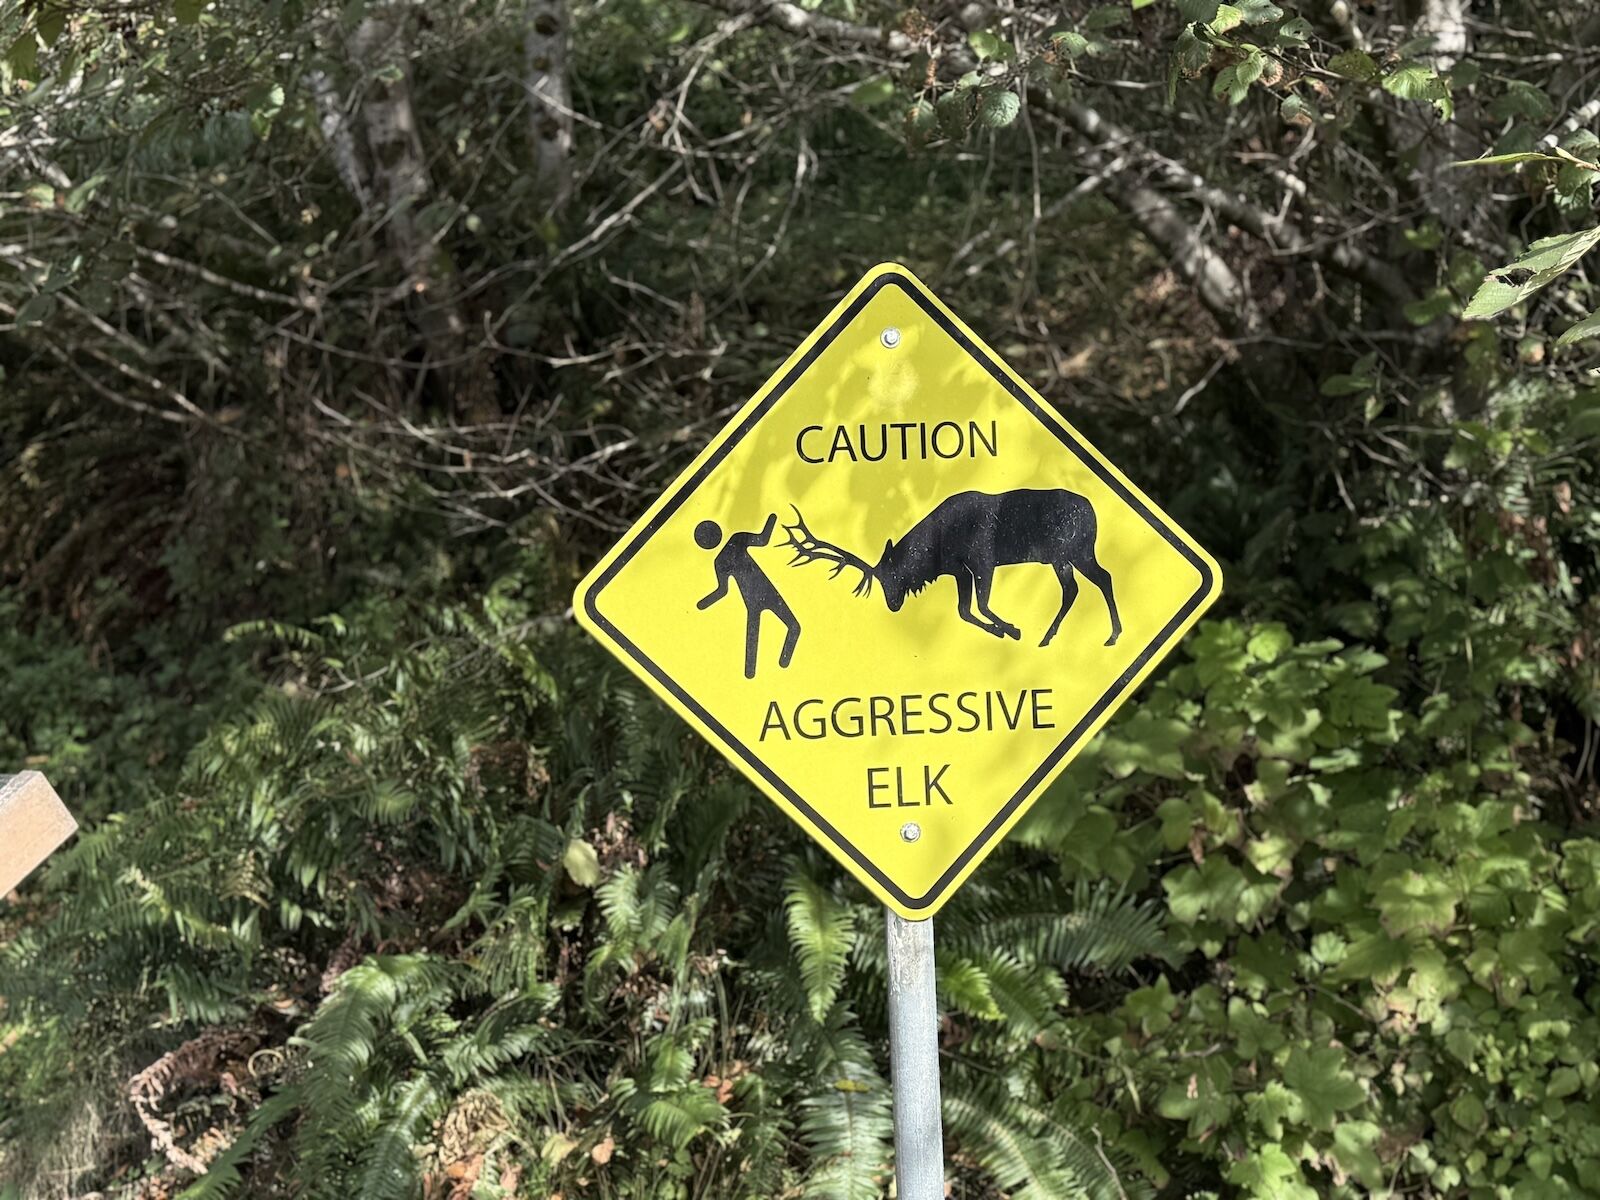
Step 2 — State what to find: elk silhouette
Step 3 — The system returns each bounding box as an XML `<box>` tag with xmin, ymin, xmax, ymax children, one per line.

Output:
<box><xmin>783</xmin><ymin>489</ymin><xmax>1121</xmax><ymax>647</ymax></box>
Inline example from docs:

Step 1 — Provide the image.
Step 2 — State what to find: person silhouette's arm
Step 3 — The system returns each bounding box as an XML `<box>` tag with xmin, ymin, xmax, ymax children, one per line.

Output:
<box><xmin>698</xmin><ymin>561</ymin><xmax>731</xmax><ymax>609</ymax></box>
<box><xmin>749</xmin><ymin>512</ymin><xmax>778</xmax><ymax>546</ymax></box>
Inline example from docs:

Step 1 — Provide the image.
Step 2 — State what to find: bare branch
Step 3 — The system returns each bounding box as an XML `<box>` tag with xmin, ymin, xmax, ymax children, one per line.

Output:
<box><xmin>694</xmin><ymin>0</ymin><xmax>1414</xmax><ymax>337</ymax></box>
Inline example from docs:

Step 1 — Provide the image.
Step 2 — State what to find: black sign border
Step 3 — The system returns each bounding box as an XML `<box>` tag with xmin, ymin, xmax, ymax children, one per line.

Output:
<box><xmin>583</xmin><ymin>271</ymin><xmax>1215</xmax><ymax>911</ymax></box>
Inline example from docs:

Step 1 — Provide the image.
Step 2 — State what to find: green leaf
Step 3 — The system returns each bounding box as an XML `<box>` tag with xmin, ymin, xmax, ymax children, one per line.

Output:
<box><xmin>1172</xmin><ymin>26</ymin><xmax>1213</xmax><ymax>76</ymax></box>
<box><xmin>1052</xmin><ymin>30</ymin><xmax>1089</xmax><ymax>57</ymax></box>
<box><xmin>1157</xmin><ymin>1056</ymin><xmax>1236</xmax><ymax>1136</ymax></box>
<box><xmin>1279</xmin><ymin>93</ymin><xmax>1314</xmax><ymax>125</ymax></box>
<box><xmin>1452</xmin><ymin>150</ymin><xmax>1565</xmax><ymax>168</ymax></box>
<box><xmin>1122</xmin><ymin>975</ymin><xmax>1175</xmax><ymax>1035</ymax></box>
<box><xmin>851</xmin><ymin>77</ymin><xmax>895</xmax><ymax>109</ymax></box>
<box><xmin>1246</xmin><ymin>1083</ymin><xmax>1297</xmax><ymax>1139</ymax></box>
<box><xmin>1228</xmin><ymin>1143</ymin><xmax>1316</xmax><ymax>1199</ymax></box>
<box><xmin>1235</xmin><ymin>0</ymin><xmax>1282</xmax><ymax>23</ymax></box>
<box><xmin>14</xmin><ymin>293</ymin><xmax>56</xmax><ymax>327</ymax></box>
<box><xmin>1246</xmin><ymin>623</ymin><xmax>1293</xmax><ymax>662</ymax></box>
<box><xmin>976</xmin><ymin>89</ymin><xmax>1021</xmax><ymax>129</ymax></box>
<box><xmin>1275</xmin><ymin>16</ymin><xmax>1311</xmax><ymax>45</ymax></box>
<box><xmin>1175</xmin><ymin>0</ymin><xmax>1221</xmax><ymax>21</ymax></box>
<box><xmin>1404</xmin><ymin>222</ymin><xmax>1442</xmax><ymax>249</ymax></box>
<box><xmin>562</xmin><ymin>837</ymin><xmax>601</xmax><ymax>887</ymax></box>
<box><xmin>1403</xmin><ymin>288</ymin><xmax>1454</xmax><ymax>326</ymax></box>
<box><xmin>1373</xmin><ymin>870</ymin><xmax>1456</xmax><ymax>935</ymax></box>
<box><xmin>6</xmin><ymin>34</ymin><xmax>38</xmax><ymax>82</ymax></box>
<box><xmin>1214</xmin><ymin>49</ymin><xmax>1266</xmax><ymax>104</ymax></box>
<box><xmin>1549</xmin><ymin>1067</ymin><xmax>1582</xmax><ymax>1099</ymax></box>
<box><xmin>64</xmin><ymin>173</ymin><xmax>108</xmax><ymax>214</ymax></box>
<box><xmin>175</xmin><ymin>0</ymin><xmax>206</xmax><ymax>24</ymax></box>
<box><xmin>1084</xmin><ymin>4</ymin><xmax>1126</xmax><ymax>30</ymax></box>
<box><xmin>1558</xmin><ymin>311</ymin><xmax>1600</xmax><ymax>347</ymax></box>
<box><xmin>1209</xmin><ymin>4</ymin><xmax>1243</xmax><ymax>33</ymax></box>
<box><xmin>1320</xmin><ymin>372</ymin><xmax>1373</xmax><ymax>398</ymax></box>
<box><xmin>935</xmin><ymin>90</ymin><xmax>973</xmax><ymax>137</ymax></box>
<box><xmin>1331</xmin><ymin>1122</ymin><xmax>1384</xmax><ymax>1189</ymax></box>
<box><xmin>1464</xmin><ymin>226</ymin><xmax>1600</xmax><ymax>320</ymax></box>
<box><xmin>905</xmin><ymin>97</ymin><xmax>937</xmax><ymax>145</ymax></box>
<box><xmin>36</xmin><ymin>6</ymin><xmax>67</xmax><ymax>45</ymax></box>
<box><xmin>1327</xmin><ymin>50</ymin><xmax>1377</xmax><ymax>82</ymax></box>
<box><xmin>1382</xmin><ymin>62</ymin><xmax>1439</xmax><ymax>100</ymax></box>
<box><xmin>1488</xmin><ymin>79</ymin><xmax>1552</xmax><ymax>122</ymax></box>
<box><xmin>1282</xmin><ymin>1046</ymin><xmax>1364</xmax><ymax>1131</ymax></box>
<box><xmin>1329</xmin><ymin>933</ymin><xmax>1408</xmax><ymax>985</ymax></box>
<box><xmin>968</xmin><ymin>30</ymin><xmax>1003</xmax><ymax>61</ymax></box>
<box><xmin>1450</xmin><ymin>1091</ymin><xmax>1487</xmax><ymax>1131</ymax></box>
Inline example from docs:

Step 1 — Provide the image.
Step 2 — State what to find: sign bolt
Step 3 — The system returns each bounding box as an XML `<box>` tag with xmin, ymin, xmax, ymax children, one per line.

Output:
<box><xmin>900</xmin><ymin>821</ymin><xmax>921</xmax><ymax>843</ymax></box>
<box><xmin>880</xmin><ymin>326</ymin><xmax>902</xmax><ymax>349</ymax></box>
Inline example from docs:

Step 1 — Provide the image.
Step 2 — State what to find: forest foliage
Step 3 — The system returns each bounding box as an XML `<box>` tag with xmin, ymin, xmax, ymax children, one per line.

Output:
<box><xmin>1</xmin><ymin>0</ymin><xmax>1599</xmax><ymax>1196</ymax></box>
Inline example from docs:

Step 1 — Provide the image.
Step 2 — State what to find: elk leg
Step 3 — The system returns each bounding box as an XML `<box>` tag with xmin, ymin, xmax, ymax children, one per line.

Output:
<box><xmin>956</xmin><ymin>569</ymin><xmax>1004</xmax><ymax>637</ymax></box>
<box><xmin>1077</xmin><ymin>554</ymin><xmax>1122</xmax><ymax>646</ymax></box>
<box><xmin>1040</xmin><ymin>565</ymin><xmax>1080</xmax><ymax>647</ymax></box>
<box><xmin>973</xmin><ymin>569</ymin><xmax>1020</xmax><ymax>640</ymax></box>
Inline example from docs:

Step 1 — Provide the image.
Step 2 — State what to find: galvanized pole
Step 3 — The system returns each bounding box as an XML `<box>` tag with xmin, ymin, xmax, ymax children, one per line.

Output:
<box><xmin>885</xmin><ymin>908</ymin><xmax>944</xmax><ymax>1198</ymax></box>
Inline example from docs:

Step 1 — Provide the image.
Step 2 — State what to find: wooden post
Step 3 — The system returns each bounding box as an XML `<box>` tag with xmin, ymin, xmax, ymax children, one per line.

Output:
<box><xmin>0</xmin><ymin>772</ymin><xmax>78</xmax><ymax>896</ymax></box>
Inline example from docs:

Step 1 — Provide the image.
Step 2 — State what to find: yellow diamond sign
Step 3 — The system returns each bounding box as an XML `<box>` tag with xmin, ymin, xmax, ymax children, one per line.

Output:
<box><xmin>575</xmin><ymin>264</ymin><xmax>1221</xmax><ymax>918</ymax></box>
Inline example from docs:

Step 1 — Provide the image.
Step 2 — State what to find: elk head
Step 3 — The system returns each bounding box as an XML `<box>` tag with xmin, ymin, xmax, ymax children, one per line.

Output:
<box><xmin>782</xmin><ymin>507</ymin><xmax>878</xmax><ymax>598</ymax></box>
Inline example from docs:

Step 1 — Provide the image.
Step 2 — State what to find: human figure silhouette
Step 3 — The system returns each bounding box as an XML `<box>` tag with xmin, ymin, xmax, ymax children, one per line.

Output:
<box><xmin>695</xmin><ymin>514</ymin><xmax>801</xmax><ymax>679</ymax></box>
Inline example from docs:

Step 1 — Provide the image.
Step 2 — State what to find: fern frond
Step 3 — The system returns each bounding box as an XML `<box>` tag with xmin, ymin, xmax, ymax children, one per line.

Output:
<box><xmin>356</xmin><ymin>1075</ymin><xmax>440</xmax><ymax>1200</ymax></box>
<box><xmin>942</xmin><ymin>876</ymin><xmax>1171</xmax><ymax>974</ymax></box>
<box><xmin>784</xmin><ymin>869</ymin><xmax>855</xmax><ymax>1022</ymax></box>
<box><xmin>632</xmin><ymin>1088</ymin><xmax>727</xmax><ymax>1149</ymax></box>
<box><xmin>944</xmin><ymin>1090</ymin><xmax>1098</xmax><ymax>1200</ymax></box>
<box><xmin>794</xmin><ymin>1006</ymin><xmax>891</xmax><ymax>1199</ymax></box>
<box><xmin>939</xmin><ymin>955</ymin><xmax>1004</xmax><ymax>1022</ymax></box>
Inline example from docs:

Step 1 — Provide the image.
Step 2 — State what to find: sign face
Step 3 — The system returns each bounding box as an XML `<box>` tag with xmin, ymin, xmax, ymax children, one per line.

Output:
<box><xmin>575</xmin><ymin>264</ymin><xmax>1221</xmax><ymax>918</ymax></box>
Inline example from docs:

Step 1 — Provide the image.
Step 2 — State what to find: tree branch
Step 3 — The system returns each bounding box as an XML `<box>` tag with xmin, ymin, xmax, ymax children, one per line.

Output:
<box><xmin>700</xmin><ymin>0</ymin><xmax>1414</xmax><ymax>334</ymax></box>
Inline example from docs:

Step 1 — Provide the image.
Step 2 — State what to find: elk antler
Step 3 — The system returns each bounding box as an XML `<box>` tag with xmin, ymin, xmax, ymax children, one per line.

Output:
<box><xmin>782</xmin><ymin>506</ymin><xmax>875</xmax><ymax>596</ymax></box>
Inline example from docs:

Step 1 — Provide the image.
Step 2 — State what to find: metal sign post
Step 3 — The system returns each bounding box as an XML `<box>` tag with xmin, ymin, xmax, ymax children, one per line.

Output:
<box><xmin>885</xmin><ymin>909</ymin><xmax>944</xmax><ymax>1197</ymax></box>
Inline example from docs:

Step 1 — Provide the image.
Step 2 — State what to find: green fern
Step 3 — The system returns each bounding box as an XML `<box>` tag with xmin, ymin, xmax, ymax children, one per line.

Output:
<box><xmin>356</xmin><ymin>1076</ymin><xmax>440</xmax><ymax>1200</ymax></box>
<box><xmin>945</xmin><ymin>1086</ymin><xmax>1140</xmax><ymax>1200</ymax></box>
<box><xmin>784</xmin><ymin>869</ymin><xmax>856</xmax><ymax>1022</ymax></box>
<box><xmin>943</xmin><ymin>876</ymin><xmax>1171</xmax><ymax>973</ymax></box>
<box><xmin>796</xmin><ymin>1010</ymin><xmax>891</xmax><ymax>1200</ymax></box>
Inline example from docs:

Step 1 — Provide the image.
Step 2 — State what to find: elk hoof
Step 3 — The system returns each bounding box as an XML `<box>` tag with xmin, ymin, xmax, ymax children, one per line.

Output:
<box><xmin>1104</xmin><ymin>633</ymin><xmax>1120</xmax><ymax>647</ymax></box>
<box><xmin>1004</xmin><ymin>625</ymin><xmax>1021</xmax><ymax>640</ymax></box>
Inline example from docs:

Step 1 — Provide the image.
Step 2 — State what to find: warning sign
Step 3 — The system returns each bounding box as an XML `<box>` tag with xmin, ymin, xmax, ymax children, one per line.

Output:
<box><xmin>575</xmin><ymin>264</ymin><xmax>1222</xmax><ymax>918</ymax></box>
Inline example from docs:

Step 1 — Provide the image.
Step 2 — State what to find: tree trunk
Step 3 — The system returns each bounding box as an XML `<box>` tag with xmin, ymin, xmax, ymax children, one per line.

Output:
<box><xmin>1415</xmin><ymin>0</ymin><xmax>1472</xmax><ymax>228</ymax></box>
<box><xmin>349</xmin><ymin>8</ymin><xmax>495</xmax><ymax>414</ymax></box>
<box><xmin>308</xmin><ymin>68</ymin><xmax>372</xmax><ymax>211</ymax></box>
<box><xmin>526</xmin><ymin>0</ymin><xmax>575</xmax><ymax>213</ymax></box>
